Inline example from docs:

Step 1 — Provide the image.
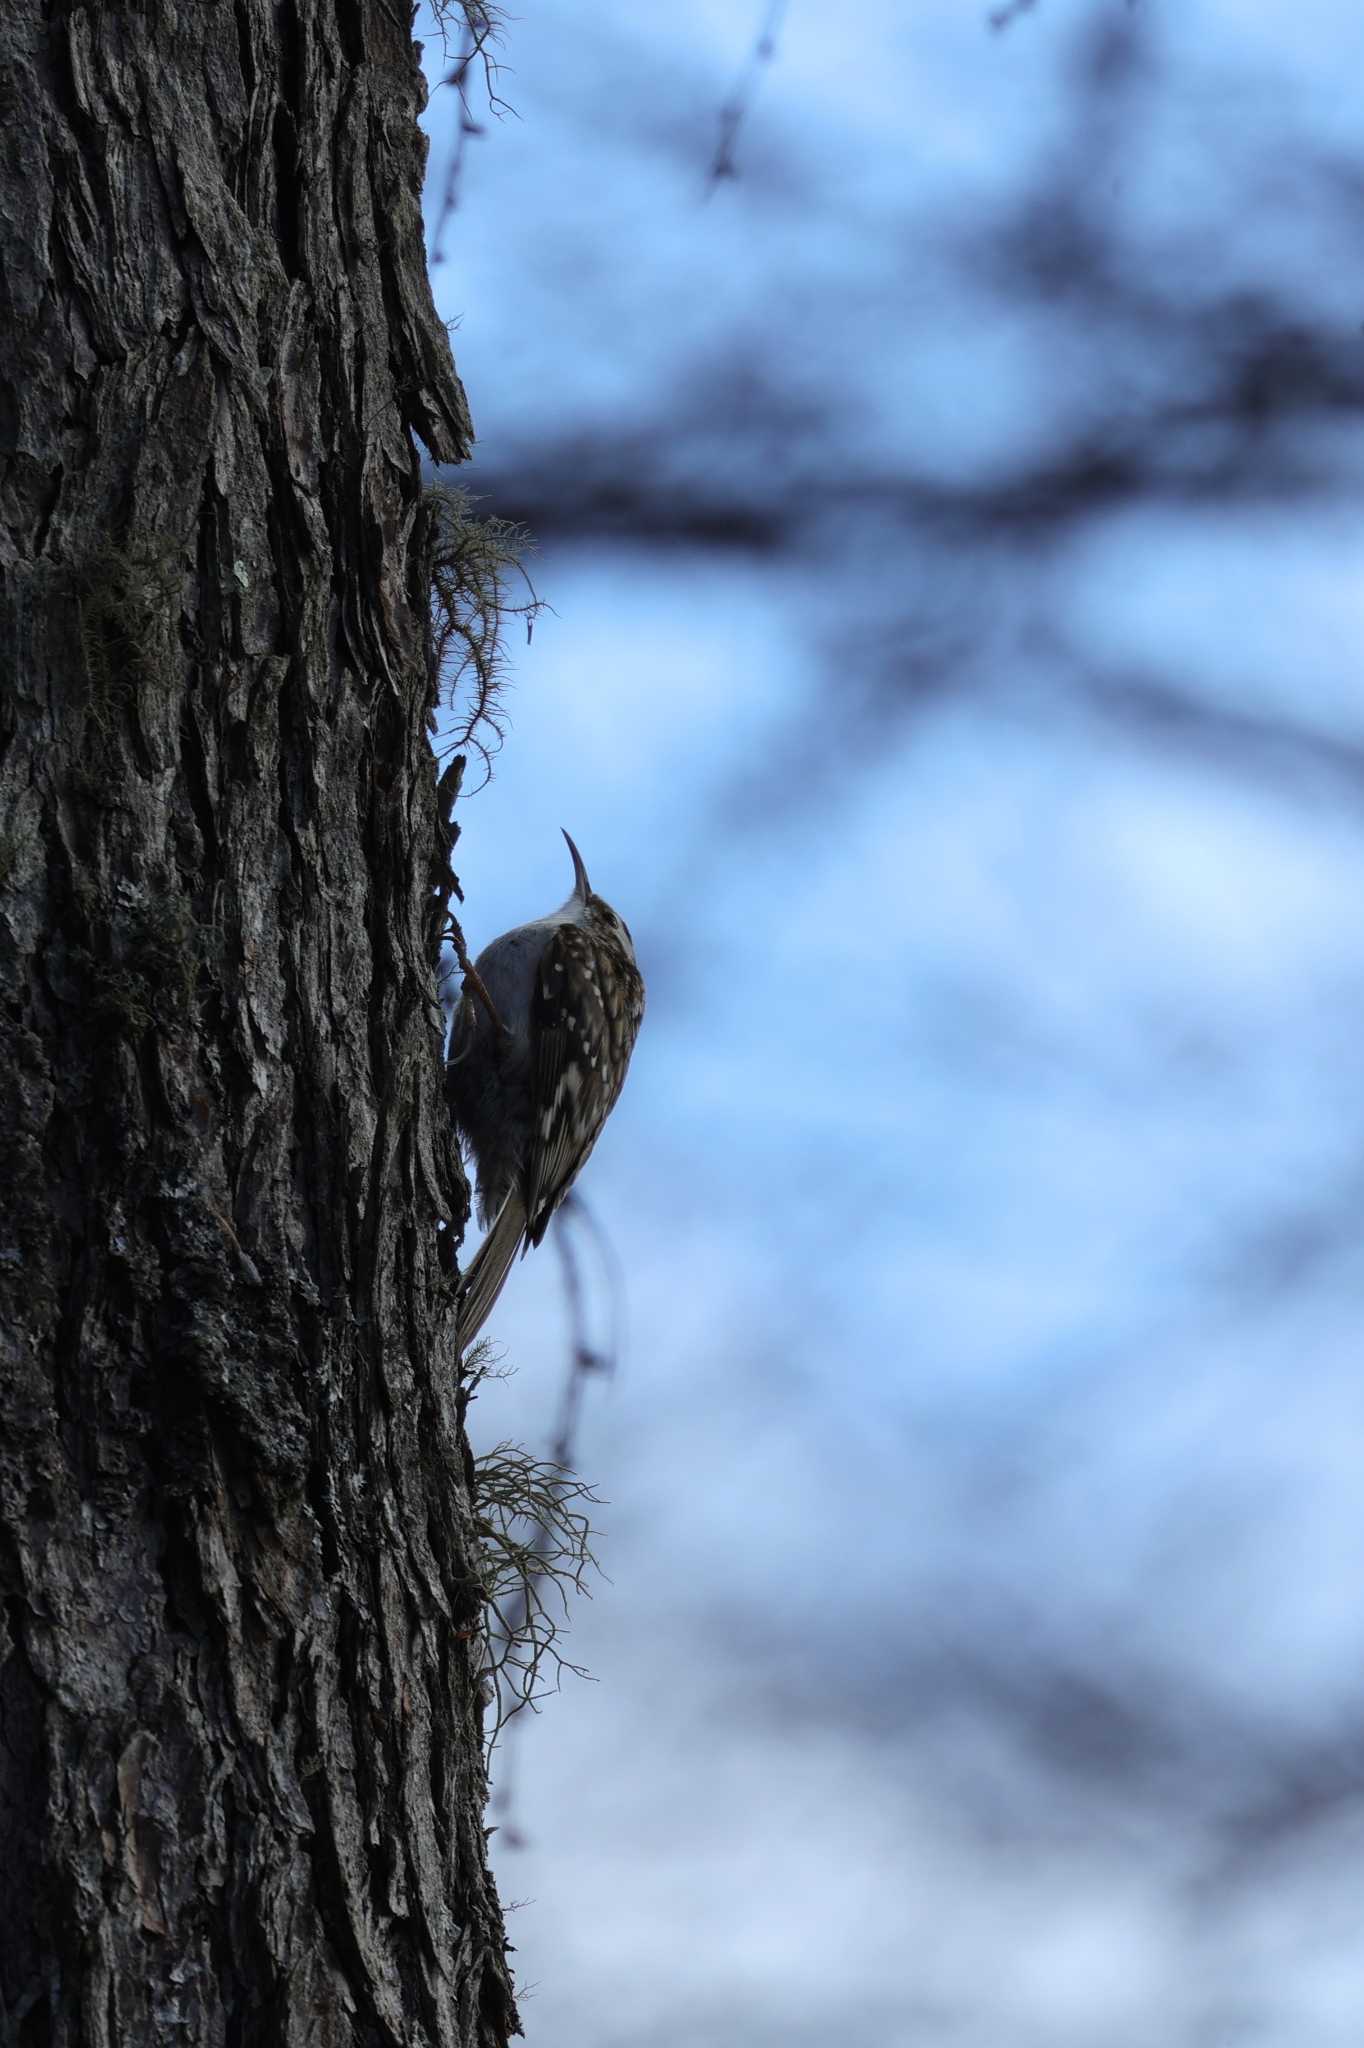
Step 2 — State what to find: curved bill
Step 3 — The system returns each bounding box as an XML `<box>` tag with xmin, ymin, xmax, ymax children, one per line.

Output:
<box><xmin>561</xmin><ymin>828</ymin><xmax>592</xmax><ymax>900</ymax></box>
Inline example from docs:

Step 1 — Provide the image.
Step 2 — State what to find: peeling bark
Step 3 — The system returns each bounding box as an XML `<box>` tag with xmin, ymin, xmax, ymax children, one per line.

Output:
<box><xmin>0</xmin><ymin>2</ymin><xmax>518</xmax><ymax>2040</ymax></box>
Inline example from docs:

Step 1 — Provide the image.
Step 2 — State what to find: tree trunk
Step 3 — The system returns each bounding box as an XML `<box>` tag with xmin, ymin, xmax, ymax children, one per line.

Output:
<box><xmin>0</xmin><ymin>3</ymin><xmax>519</xmax><ymax>2040</ymax></box>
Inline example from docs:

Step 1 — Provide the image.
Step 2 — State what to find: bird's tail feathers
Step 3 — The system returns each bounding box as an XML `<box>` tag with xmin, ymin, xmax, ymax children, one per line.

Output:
<box><xmin>457</xmin><ymin>1191</ymin><xmax>527</xmax><ymax>1351</ymax></box>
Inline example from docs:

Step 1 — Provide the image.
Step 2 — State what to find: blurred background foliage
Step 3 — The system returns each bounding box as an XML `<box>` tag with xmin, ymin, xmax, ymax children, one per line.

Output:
<box><xmin>421</xmin><ymin>3</ymin><xmax>1364</xmax><ymax>2041</ymax></box>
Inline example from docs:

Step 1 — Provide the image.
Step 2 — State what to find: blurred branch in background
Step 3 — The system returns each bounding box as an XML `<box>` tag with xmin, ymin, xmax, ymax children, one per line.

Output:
<box><xmin>708</xmin><ymin>0</ymin><xmax>789</xmax><ymax>190</ymax></box>
<box><xmin>989</xmin><ymin>0</ymin><xmax>1041</xmax><ymax>32</ymax></box>
<box><xmin>428</xmin><ymin>2</ymin><xmax>512</xmax><ymax>264</ymax></box>
<box><xmin>451</xmin><ymin>10</ymin><xmax>1364</xmax><ymax>817</ymax></box>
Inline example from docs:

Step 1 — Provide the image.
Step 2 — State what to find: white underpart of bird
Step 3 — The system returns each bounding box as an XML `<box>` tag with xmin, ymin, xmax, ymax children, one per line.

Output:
<box><xmin>447</xmin><ymin>829</ymin><xmax>645</xmax><ymax>1350</ymax></box>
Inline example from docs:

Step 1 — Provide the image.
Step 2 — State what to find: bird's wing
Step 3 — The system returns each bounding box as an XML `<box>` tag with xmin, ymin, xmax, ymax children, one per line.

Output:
<box><xmin>523</xmin><ymin>922</ymin><xmax>641</xmax><ymax>1245</ymax></box>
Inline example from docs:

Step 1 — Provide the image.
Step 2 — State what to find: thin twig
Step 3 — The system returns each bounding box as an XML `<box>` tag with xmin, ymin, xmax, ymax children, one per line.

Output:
<box><xmin>445</xmin><ymin>912</ymin><xmax>509</xmax><ymax>1038</ymax></box>
<box><xmin>483</xmin><ymin>1196</ymin><xmax>627</xmax><ymax>1843</ymax></box>
<box><xmin>708</xmin><ymin>0</ymin><xmax>789</xmax><ymax>189</ymax></box>
<box><xmin>473</xmin><ymin>1443</ymin><xmax>600</xmax><ymax>1764</ymax></box>
<box><xmin>429</xmin><ymin>7</ymin><xmax>516</xmax><ymax>264</ymax></box>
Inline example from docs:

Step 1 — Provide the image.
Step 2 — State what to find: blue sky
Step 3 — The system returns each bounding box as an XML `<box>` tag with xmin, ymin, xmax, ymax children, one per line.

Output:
<box><xmin>419</xmin><ymin>4</ymin><xmax>1364</xmax><ymax>2040</ymax></box>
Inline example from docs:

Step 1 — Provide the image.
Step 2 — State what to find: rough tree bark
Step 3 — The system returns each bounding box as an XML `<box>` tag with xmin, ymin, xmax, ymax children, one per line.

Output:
<box><xmin>0</xmin><ymin>3</ymin><xmax>520</xmax><ymax>2041</ymax></box>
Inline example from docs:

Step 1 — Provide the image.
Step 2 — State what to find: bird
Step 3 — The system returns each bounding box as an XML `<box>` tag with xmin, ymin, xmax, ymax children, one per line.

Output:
<box><xmin>447</xmin><ymin>829</ymin><xmax>645</xmax><ymax>1349</ymax></box>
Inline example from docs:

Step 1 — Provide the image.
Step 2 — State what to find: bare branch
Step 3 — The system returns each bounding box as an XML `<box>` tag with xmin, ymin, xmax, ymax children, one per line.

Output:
<box><xmin>708</xmin><ymin>0</ymin><xmax>789</xmax><ymax>189</ymax></box>
<box><xmin>428</xmin><ymin>4</ymin><xmax>516</xmax><ymax>264</ymax></box>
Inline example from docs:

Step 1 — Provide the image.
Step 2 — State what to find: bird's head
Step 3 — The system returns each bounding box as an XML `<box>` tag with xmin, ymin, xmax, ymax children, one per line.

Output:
<box><xmin>561</xmin><ymin>828</ymin><xmax>636</xmax><ymax>961</ymax></box>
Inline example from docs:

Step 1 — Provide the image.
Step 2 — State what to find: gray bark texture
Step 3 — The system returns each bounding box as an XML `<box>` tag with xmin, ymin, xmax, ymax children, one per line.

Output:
<box><xmin>0</xmin><ymin>2</ymin><xmax>521</xmax><ymax>2041</ymax></box>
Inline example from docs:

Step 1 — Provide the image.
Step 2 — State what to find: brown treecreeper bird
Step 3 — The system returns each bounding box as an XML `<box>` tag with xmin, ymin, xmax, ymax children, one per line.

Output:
<box><xmin>447</xmin><ymin>830</ymin><xmax>645</xmax><ymax>1348</ymax></box>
